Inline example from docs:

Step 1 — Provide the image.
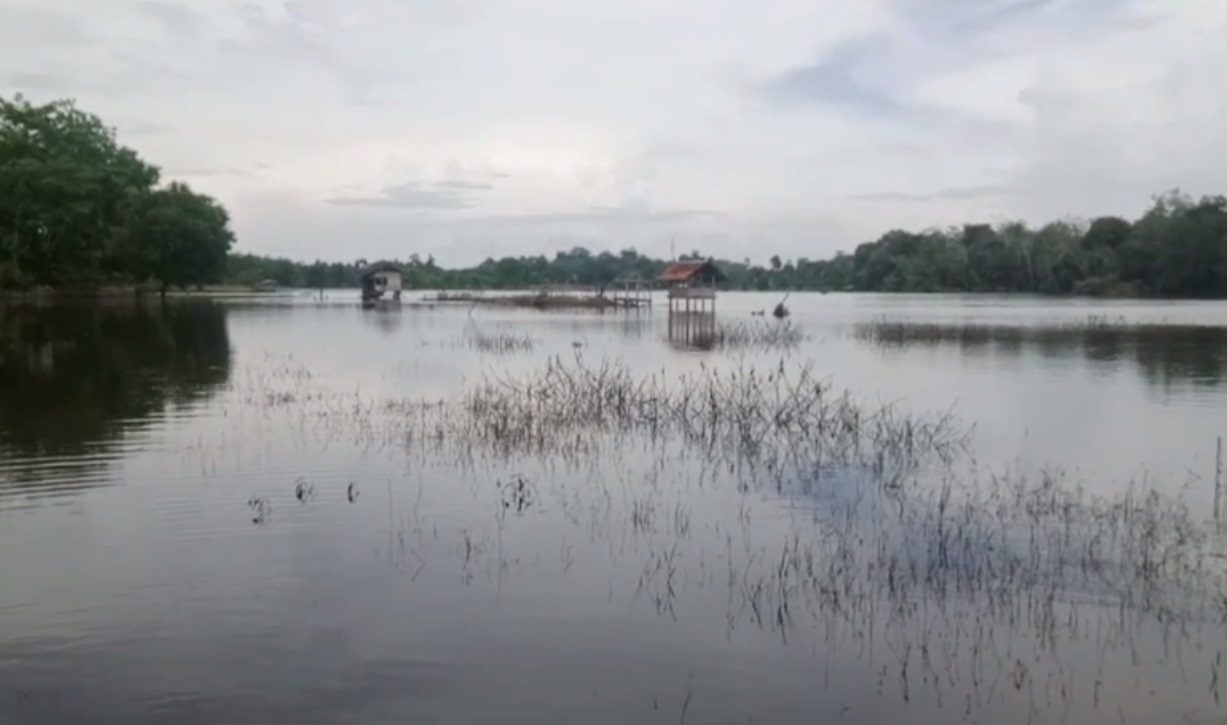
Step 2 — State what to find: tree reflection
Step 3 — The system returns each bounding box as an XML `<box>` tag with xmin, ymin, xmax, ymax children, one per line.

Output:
<box><xmin>855</xmin><ymin>320</ymin><xmax>1227</xmax><ymax>390</ymax></box>
<box><xmin>0</xmin><ymin>300</ymin><xmax>231</xmax><ymax>494</ymax></box>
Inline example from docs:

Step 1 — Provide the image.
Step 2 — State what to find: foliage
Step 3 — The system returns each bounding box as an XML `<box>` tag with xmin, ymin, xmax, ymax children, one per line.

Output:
<box><xmin>0</xmin><ymin>94</ymin><xmax>233</xmax><ymax>291</ymax></box>
<box><xmin>6</xmin><ymin>96</ymin><xmax>1224</xmax><ymax>298</ymax></box>
<box><xmin>231</xmin><ymin>191</ymin><xmax>1227</xmax><ymax>298</ymax></box>
<box><xmin>112</xmin><ymin>182</ymin><xmax>235</xmax><ymax>293</ymax></box>
<box><xmin>800</xmin><ymin>194</ymin><xmax>1224</xmax><ymax>297</ymax></box>
<box><xmin>228</xmin><ymin>248</ymin><xmax>672</xmax><ymax>291</ymax></box>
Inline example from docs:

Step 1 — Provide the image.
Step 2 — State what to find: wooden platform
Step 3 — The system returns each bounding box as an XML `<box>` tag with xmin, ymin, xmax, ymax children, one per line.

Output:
<box><xmin>667</xmin><ymin>287</ymin><xmax>715</xmax><ymax>300</ymax></box>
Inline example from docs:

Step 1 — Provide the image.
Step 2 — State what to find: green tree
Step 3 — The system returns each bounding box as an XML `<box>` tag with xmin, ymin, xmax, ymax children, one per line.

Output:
<box><xmin>215</xmin><ymin>187</ymin><xmax>1227</xmax><ymax>299</ymax></box>
<box><xmin>115</xmin><ymin>182</ymin><xmax>234</xmax><ymax>295</ymax></box>
<box><xmin>1082</xmin><ymin>216</ymin><xmax>1131</xmax><ymax>250</ymax></box>
<box><xmin>0</xmin><ymin>94</ymin><xmax>159</xmax><ymax>286</ymax></box>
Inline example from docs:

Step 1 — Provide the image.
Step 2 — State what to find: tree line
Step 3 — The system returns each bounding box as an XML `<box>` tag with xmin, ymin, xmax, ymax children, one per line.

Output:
<box><xmin>234</xmin><ymin>189</ymin><xmax>1227</xmax><ymax>298</ymax></box>
<box><xmin>803</xmin><ymin>190</ymin><xmax>1227</xmax><ymax>297</ymax></box>
<box><xmin>5</xmin><ymin>95</ymin><xmax>1226</xmax><ymax>298</ymax></box>
<box><xmin>0</xmin><ymin>95</ymin><xmax>234</xmax><ymax>294</ymax></box>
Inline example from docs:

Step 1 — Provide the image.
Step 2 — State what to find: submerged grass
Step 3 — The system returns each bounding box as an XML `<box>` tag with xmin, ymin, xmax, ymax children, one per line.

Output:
<box><xmin>419</xmin><ymin>358</ymin><xmax>1225</xmax><ymax>634</ymax></box>
<box><xmin>426</xmin><ymin>290</ymin><xmax>626</xmax><ymax>310</ymax></box>
<box><xmin>222</xmin><ymin>352</ymin><xmax>1227</xmax><ymax>720</ymax></box>
<box><xmin>856</xmin><ymin>315</ymin><xmax>1227</xmax><ymax>348</ymax></box>
<box><xmin>709</xmin><ymin>320</ymin><xmax>805</xmax><ymax>350</ymax></box>
<box><xmin>454</xmin><ymin>321</ymin><xmax>538</xmax><ymax>354</ymax></box>
<box><xmin>454</xmin><ymin>354</ymin><xmax>966</xmax><ymax>478</ymax></box>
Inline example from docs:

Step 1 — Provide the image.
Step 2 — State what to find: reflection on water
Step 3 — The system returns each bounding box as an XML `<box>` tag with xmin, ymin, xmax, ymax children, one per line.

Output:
<box><xmin>2</xmin><ymin>295</ymin><xmax>1227</xmax><ymax>725</ymax></box>
<box><xmin>855</xmin><ymin>318</ymin><xmax>1227</xmax><ymax>388</ymax></box>
<box><xmin>361</xmin><ymin>305</ymin><xmax>404</xmax><ymax>336</ymax></box>
<box><xmin>0</xmin><ymin>301</ymin><xmax>230</xmax><ymax>497</ymax></box>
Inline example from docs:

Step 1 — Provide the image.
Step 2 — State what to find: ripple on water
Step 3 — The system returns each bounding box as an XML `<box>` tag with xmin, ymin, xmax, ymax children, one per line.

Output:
<box><xmin>4</xmin><ymin>298</ymin><xmax>1227</xmax><ymax>724</ymax></box>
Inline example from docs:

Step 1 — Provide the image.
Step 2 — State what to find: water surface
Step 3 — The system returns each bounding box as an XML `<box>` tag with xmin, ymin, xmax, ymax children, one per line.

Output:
<box><xmin>2</xmin><ymin>292</ymin><xmax>1226</xmax><ymax>724</ymax></box>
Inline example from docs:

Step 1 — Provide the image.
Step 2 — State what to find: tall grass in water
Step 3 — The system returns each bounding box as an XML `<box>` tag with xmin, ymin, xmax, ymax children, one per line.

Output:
<box><xmin>455</xmin><ymin>355</ymin><xmax>967</xmax><ymax>477</ymax></box>
<box><xmin>224</xmin><ymin>352</ymin><xmax>1227</xmax><ymax>719</ymax></box>
<box><xmin>443</xmin><ymin>358</ymin><xmax>1226</xmax><ymax>640</ymax></box>
<box><xmin>708</xmin><ymin>319</ymin><xmax>805</xmax><ymax>351</ymax></box>
<box><xmin>700</xmin><ymin>464</ymin><xmax>1227</xmax><ymax>720</ymax></box>
<box><xmin>455</xmin><ymin>320</ymin><xmax>538</xmax><ymax>354</ymax></box>
<box><xmin>855</xmin><ymin>315</ymin><xmax>1227</xmax><ymax>348</ymax></box>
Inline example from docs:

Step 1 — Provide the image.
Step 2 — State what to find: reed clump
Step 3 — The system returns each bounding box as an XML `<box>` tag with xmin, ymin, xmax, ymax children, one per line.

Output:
<box><xmin>395</xmin><ymin>357</ymin><xmax>1227</xmax><ymax>640</ymax></box>
<box><xmin>426</xmin><ymin>290</ymin><xmax>620</xmax><ymax>310</ymax></box>
<box><xmin>856</xmin><ymin>315</ymin><xmax>1227</xmax><ymax>349</ymax></box>
<box><xmin>454</xmin><ymin>324</ymin><xmax>537</xmax><ymax>354</ymax></box>
<box><xmin>708</xmin><ymin>320</ymin><xmax>805</xmax><ymax>350</ymax></box>
<box><xmin>454</xmin><ymin>355</ymin><xmax>967</xmax><ymax>477</ymax></box>
<box><xmin>221</xmin><ymin>351</ymin><xmax>1227</xmax><ymax>719</ymax></box>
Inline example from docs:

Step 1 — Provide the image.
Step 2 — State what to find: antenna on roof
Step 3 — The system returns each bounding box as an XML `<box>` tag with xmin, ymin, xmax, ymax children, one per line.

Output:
<box><xmin>670</xmin><ymin>235</ymin><xmax>676</xmax><ymax>261</ymax></box>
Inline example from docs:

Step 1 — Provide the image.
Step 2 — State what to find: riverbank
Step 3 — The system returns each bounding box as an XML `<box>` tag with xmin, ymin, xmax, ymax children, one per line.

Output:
<box><xmin>0</xmin><ymin>284</ymin><xmax>294</xmax><ymax>302</ymax></box>
<box><xmin>424</xmin><ymin>290</ymin><xmax>641</xmax><ymax>309</ymax></box>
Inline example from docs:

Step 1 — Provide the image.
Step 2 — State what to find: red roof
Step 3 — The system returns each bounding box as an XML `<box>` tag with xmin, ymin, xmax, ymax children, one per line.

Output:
<box><xmin>658</xmin><ymin>261</ymin><xmax>706</xmax><ymax>283</ymax></box>
<box><xmin>658</xmin><ymin>260</ymin><xmax>726</xmax><ymax>283</ymax></box>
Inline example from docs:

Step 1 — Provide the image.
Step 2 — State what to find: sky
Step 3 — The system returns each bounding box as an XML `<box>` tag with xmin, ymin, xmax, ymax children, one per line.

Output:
<box><xmin>1</xmin><ymin>0</ymin><xmax>1225</xmax><ymax>266</ymax></box>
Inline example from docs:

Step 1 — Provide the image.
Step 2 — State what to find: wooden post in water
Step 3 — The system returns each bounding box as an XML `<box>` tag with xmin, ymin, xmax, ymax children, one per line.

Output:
<box><xmin>659</xmin><ymin>259</ymin><xmax>724</xmax><ymax>348</ymax></box>
<box><xmin>1216</xmin><ymin>436</ymin><xmax>1223</xmax><ymax>529</ymax></box>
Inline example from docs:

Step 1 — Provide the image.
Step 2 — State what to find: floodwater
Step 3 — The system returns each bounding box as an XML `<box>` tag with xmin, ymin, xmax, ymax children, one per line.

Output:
<box><xmin>2</xmin><ymin>292</ymin><xmax>1226</xmax><ymax>724</ymax></box>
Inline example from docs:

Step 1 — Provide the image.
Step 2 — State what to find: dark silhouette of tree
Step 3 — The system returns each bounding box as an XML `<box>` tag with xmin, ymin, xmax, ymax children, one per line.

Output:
<box><xmin>112</xmin><ymin>182</ymin><xmax>235</xmax><ymax>295</ymax></box>
<box><xmin>0</xmin><ymin>94</ymin><xmax>233</xmax><ymax>291</ymax></box>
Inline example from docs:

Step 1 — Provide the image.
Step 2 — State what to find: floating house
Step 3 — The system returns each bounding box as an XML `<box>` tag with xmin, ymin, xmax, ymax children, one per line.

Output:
<box><xmin>360</xmin><ymin>262</ymin><xmax>403</xmax><ymax>305</ymax></box>
<box><xmin>657</xmin><ymin>259</ymin><xmax>726</xmax><ymax>345</ymax></box>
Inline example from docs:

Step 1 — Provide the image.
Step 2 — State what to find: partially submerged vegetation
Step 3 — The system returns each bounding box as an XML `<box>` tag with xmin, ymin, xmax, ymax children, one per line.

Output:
<box><xmin>426</xmin><ymin>290</ymin><xmax>635</xmax><ymax>310</ymax></box>
<box><xmin>708</xmin><ymin>319</ymin><xmax>805</xmax><ymax>350</ymax></box>
<box><xmin>855</xmin><ymin>314</ymin><xmax>1227</xmax><ymax>346</ymax></box>
<box><xmin>855</xmin><ymin>315</ymin><xmax>1227</xmax><ymax>355</ymax></box>
<box><xmin>231</xmin><ymin>352</ymin><xmax>1227</xmax><ymax>722</ymax></box>
<box><xmin>454</xmin><ymin>320</ymin><xmax>538</xmax><ymax>354</ymax></box>
<box><xmin>23</xmin><ymin>331</ymin><xmax>1205</xmax><ymax>721</ymax></box>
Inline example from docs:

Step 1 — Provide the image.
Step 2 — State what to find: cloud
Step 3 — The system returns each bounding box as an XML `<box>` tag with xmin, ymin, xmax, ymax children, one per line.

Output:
<box><xmin>326</xmin><ymin>182</ymin><xmax>479</xmax><ymax>210</ymax></box>
<box><xmin>217</xmin><ymin>0</ymin><xmax>414</xmax><ymax>106</ymax></box>
<box><xmin>323</xmin><ymin>167</ymin><xmax>513</xmax><ymax>209</ymax></box>
<box><xmin>760</xmin><ymin>35</ymin><xmax>914</xmax><ymax>119</ymax></box>
<box><xmin>232</xmin><ymin>188</ymin><xmax>809</xmax><ymax>267</ymax></box>
<box><xmin>469</xmin><ymin>206</ymin><xmax>721</xmax><ymax>227</ymax></box>
<box><xmin>849</xmin><ymin>185</ymin><xmax>1012</xmax><ymax>203</ymax></box>
<box><xmin>2</xmin><ymin>71</ymin><xmax>69</xmax><ymax>92</ymax></box>
<box><xmin>114</xmin><ymin>120</ymin><xmax>175</xmax><ymax>137</ymax></box>
<box><xmin>134</xmin><ymin>0</ymin><xmax>203</xmax><ymax>40</ymax></box>
<box><xmin>434</xmin><ymin>179</ymin><xmax>495</xmax><ymax>191</ymax></box>
<box><xmin>0</xmin><ymin>6</ymin><xmax>93</xmax><ymax>48</ymax></box>
<box><xmin>1</xmin><ymin>0</ymin><xmax>1224</xmax><ymax>264</ymax></box>
<box><xmin>167</xmin><ymin>166</ymin><xmax>252</xmax><ymax>178</ymax></box>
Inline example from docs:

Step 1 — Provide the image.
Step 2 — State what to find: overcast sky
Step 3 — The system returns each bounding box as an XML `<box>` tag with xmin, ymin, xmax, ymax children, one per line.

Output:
<box><xmin>1</xmin><ymin>0</ymin><xmax>1224</xmax><ymax>266</ymax></box>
